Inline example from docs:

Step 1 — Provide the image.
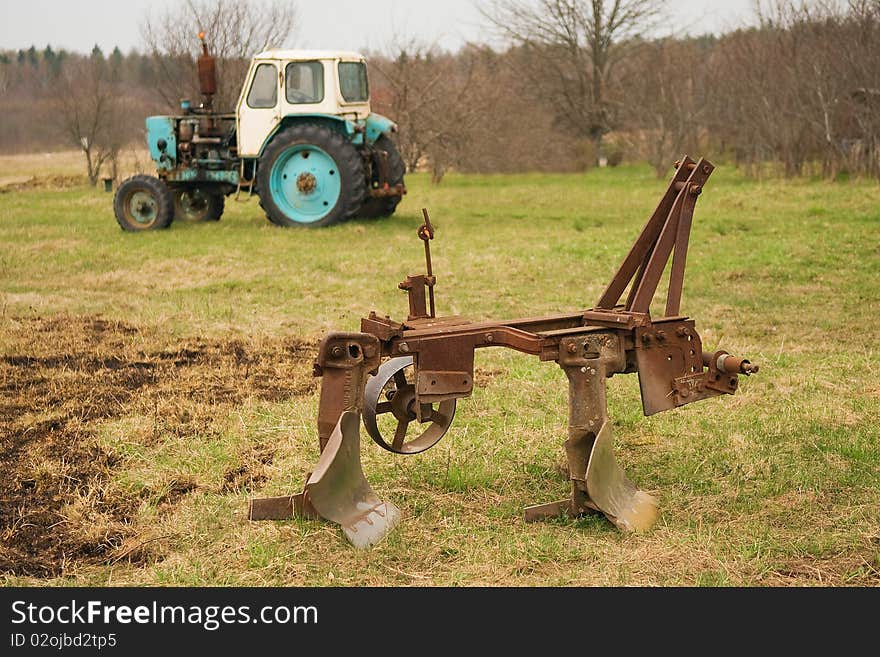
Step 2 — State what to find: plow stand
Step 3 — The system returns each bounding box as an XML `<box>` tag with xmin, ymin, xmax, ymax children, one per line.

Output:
<box><xmin>524</xmin><ymin>332</ymin><xmax>658</xmax><ymax>531</ymax></box>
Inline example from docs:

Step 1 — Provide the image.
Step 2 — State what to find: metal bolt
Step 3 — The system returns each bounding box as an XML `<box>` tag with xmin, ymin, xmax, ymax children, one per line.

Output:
<box><xmin>399</xmin><ymin>342</ymin><xmax>410</xmax><ymax>353</ymax></box>
<box><xmin>702</xmin><ymin>164</ymin><xmax>711</xmax><ymax>174</ymax></box>
<box><xmin>676</xmin><ymin>326</ymin><xmax>689</xmax><ymax>337</ymax></box>
<box><xmin>656</xmin><ymin>330</ymin><xmax>666</xmax><ymax>342</ymax></box>
<box><xmin>330</xmin><ymin>345</ymin><xmax>344</xmax><ymax>358</ymax></box>
<box><xmin>485</xmin><ymin>333</ymin><xmax>494</xmax><ymax>343</ymax></box>
<box><xmin>566</xmin><ymin>343</ymin><xmax>578</xmax><ymax>354</ymax></box>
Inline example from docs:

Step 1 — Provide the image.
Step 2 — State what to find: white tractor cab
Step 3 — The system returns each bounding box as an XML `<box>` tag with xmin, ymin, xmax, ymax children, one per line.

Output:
<box><xmin>113</xmin><ymin>38</ymin><xmax>405</xmax><ymax>231</ymax></box>
<box><xmin>237</xmin><ymin>50</ymin><xmax>372</xmax><ymax>155</ymax></box>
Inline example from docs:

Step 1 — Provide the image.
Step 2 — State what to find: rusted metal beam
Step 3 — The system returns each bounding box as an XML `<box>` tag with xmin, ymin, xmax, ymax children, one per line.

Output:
<box><xmin>596</xmin><ymin>155</ymin><xmax>696</xmax><ymax>309</ymax></box>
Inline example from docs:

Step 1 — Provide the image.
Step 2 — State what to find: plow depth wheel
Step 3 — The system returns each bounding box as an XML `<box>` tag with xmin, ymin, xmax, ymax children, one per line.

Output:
<box><xmin>363</xmin><ymin>356</ymin><xmax>456</xmax><ymax>454</ymax></box>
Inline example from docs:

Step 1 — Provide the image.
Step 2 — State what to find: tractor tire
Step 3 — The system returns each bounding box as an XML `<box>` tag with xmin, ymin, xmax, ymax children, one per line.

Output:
<box><xmin>357</xmin><ymin>134</ymin><xmax>406</xmax><ymax>219</ymax></box>
<box><xmin>256</xmin><ymin>123</ymin><xmax>366</xmax><ymax>227</ymax></box>
<box><xmin>113</xmin><ymin>175</ymin><xmax>174</xmax><ymax>232</ymax></box>
<box><xmin>172</xmin><ymin>188</ymin><xmax>225</xmax><ymax>222</ymax></box>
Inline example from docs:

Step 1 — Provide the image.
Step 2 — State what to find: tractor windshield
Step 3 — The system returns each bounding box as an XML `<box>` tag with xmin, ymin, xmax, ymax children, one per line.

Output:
<box><xmin>247</xmin><ymin>63</ymin><xmax>278</xmax><ymax>108</ymax></box>
<box><xmin>286</xmin><ymin>61</ymin><xmax>324</xmax><ymax>104</ymax></box>
<box><xmin>338</xmin><ymin>61</ymin><xmax>368</xmax><ymax>103</ymax></box>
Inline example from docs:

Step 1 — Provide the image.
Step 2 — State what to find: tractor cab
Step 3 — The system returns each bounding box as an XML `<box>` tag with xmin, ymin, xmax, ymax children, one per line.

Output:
<box><xmin>237</xmin><ymin>50</ymin><xmax>374</xmax><ymax>157</ymax></box>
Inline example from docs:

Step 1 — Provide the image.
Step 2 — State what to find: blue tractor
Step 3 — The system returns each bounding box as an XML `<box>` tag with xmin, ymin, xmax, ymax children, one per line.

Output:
<box><xmin>114</xmin><ymin>35</ymin><xmax>405</xmax><ymax>231</ymax></box>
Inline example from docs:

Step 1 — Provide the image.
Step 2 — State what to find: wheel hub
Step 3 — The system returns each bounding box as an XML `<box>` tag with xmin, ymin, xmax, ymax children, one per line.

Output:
<box><xmin>268</xmin><ymin>143</ymin><xmax>342</xmax><ymax>224</ymax></box>
<box><xmin>297</xmin><ymin>172</ymin><xmax>317</xmax><ymax>194</ymax></box>
<box><xmin>387</xmin><ymin>387</ymin><xmax>417</xmax><ymax>422</ymax></box>
<box><xmin>129</xmin><ymin>191</ymin><xmax>157</xmax><ymax>224</ymax></box>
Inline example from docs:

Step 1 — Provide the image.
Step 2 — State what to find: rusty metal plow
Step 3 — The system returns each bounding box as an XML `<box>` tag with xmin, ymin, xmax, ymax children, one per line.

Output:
<box><xmin>249</xmin><ymin>156</ymin><xmax>758</xmax><ymax>548</ymax></box>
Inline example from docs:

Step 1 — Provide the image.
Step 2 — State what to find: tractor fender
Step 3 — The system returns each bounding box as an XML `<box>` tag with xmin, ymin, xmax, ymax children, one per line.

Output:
<box><xmin>258</xmin><ymin>112</ymin><xmax>398</xmax><ymax>155</ymax></box>
<box><xmin>364</xmin><ymin>113</ymin><xmax>397</xmax><ymax>143</ymax></box>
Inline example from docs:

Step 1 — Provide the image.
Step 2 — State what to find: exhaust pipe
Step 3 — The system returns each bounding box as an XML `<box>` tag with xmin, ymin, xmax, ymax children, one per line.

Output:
<box><xmin>197</xmin><ymin>31</ymin><xmax>216</xmax><ymax>111</ymax></box>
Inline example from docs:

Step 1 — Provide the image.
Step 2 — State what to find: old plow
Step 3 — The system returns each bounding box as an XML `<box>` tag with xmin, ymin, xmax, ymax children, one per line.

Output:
<box><xmin>249</xmin><ymin>156</ymin><xmax>758</xmax><ymax>548</ymax></box>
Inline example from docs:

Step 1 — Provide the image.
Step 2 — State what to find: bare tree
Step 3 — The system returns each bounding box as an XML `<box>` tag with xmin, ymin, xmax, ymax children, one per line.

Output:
<box><xmin>482</xmin><ymin>0</ymin><xmax>662</xmax><ymax>166</ymax></box>
<box><xmin>371</xmin><ymin>41</ymin><xmax>496</xmax><ymax>182</ymax></box>
<box><xmin>142</xmin><ymin>0</ymin><xmax>297</xmax><ymax>111</ymax></box>
<box><xmin>843</xmin><ymin>0</ymin><xmax>880</xmax><ymax>177</ymax></box>
<box><xmin>370</xmin><ymin>40</ymin><xmax>438</xmax><ymax>173</ymax></box>
<box><xmin>705</xmin><ymin>0</ymin><xmax>880</xmax><ymax>178</ymax></box>
<box><xmin>0</xmin><ymin>64</ymin><xmax>9</xmax><ymax>97</ymax></box>
<box><xmin>621</xmin><ymin>38</ymin><xmax>709</xmax><ymax>177</ymax></box>
<box><xmin>54</xmin><ymin>55</ymin><xmax>129</xmax><ymax>185</ymax></box>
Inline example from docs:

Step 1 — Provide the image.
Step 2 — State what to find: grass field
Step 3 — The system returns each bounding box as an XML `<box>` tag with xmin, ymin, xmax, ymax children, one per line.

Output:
<box><xmin>1</xmin><ymin>157</ymin><xmax>879</xmax><ymax>586</ymax></box>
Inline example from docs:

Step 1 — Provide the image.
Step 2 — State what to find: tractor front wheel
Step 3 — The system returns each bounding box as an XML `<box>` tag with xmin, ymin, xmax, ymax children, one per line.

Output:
<box><xmin>256</xmin><ymin>123</ymin><xmax>365</xmax><ymax>228</ymax></box>
<box><xmin>113</xmin><ymin>175</ymin><xmax>174</xmax><ymax>232</ymax></box>
<box><xmin>172</xmin><ymin>188</ymin><xmax>225</xmax><ymax>222</ymax></box>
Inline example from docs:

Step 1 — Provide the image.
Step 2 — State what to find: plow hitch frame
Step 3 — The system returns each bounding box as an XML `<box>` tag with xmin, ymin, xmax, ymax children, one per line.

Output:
<box><xmin>249</xmin><ymin>155</ymin><xmax>758</xmax><ymax>547</ymax></box>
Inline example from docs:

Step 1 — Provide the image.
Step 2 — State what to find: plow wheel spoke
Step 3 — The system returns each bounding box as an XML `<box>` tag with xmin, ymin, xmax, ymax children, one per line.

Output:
<box><xmin>393</xmin><ymin>369</ymin><xmax>408</xmax><ymax>389</ymax></box>
<box><xmin>392</xmin><ymin>420</ymin><xmax>409</xmax><ymax>451</ymax></box>
<box><xmin>363</xmin><ymin>356</ymin><xmax>457</xmax><ymax>454</ymax></box>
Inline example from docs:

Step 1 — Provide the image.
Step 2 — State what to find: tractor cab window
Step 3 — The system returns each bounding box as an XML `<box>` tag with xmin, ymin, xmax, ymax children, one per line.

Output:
<box><xmin>285</xmin><ymin>61</ymin><xmax>324</xmax><ymax>104</ymax></box>
<box><xmin>338</xmin><ymin>62</ymin><xmax>368</xmax><ymax>102</ymax></box>
<box><xmin>246</xmin><ymin>63</ymin><xmax>278</xmax><ymax>109</ymax></box>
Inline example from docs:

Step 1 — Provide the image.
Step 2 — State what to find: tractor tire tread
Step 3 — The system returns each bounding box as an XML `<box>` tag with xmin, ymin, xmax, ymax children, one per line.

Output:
<box><xmin>357</xmin><ymin>134</ymin><xmax>406</xmax><ymax>220</ymax></box>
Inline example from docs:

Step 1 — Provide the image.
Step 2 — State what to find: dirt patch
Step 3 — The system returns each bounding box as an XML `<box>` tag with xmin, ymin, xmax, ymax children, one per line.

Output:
<box><xmin>0</xmin><ymin>315</ymin><xmax>317</xmax><ymax>578</ymax></box>
<box><xmin>221</xmin><ymin>445</ymin><xmax>276</xmax><ymax>493</ymax></box>
<box><xmin>0</xmin><ymin>174</ymin><xmax>87</xmax><ymax>193</ymax></box>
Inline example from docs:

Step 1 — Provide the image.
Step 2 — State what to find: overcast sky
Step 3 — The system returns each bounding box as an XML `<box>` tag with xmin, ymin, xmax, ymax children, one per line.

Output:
<box><xmin>0</xmin><ymin>0</ymin><xmax>759</xmax><ymax>55</ymax></box>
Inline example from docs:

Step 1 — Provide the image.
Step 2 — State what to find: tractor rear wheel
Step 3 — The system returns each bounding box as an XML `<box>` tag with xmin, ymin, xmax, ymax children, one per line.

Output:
<box><xmin>357</xmin><ymin>135</ymin><xmax>405</xmax><ymax>219</ymax></box>
<box><xmin>113</xmin><ymin>175</ymin><xmax>174</xmax><ymax>232</ymax></box>
<box><xmin>256</xmin><ymin>123</ymin><xmax>365</xmax><ymax>227</ymax></box>
<box><xmin>172</xmin><ymin>188</ymin><xmax>224</xmax><ymax>222</ymax></box>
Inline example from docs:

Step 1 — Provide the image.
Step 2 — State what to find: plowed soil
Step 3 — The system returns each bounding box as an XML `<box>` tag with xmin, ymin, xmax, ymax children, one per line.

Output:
<box><xmin>0</xmin><ymin>315</ymin><xmax>316</xmax><ymax>578</ymax></box>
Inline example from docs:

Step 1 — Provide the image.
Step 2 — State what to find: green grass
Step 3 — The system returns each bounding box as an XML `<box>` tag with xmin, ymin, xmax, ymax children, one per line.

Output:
<box><xmin>1</xmin><ymin>162</ymin><xmax>879</xmax><ymax>586</ymax></box>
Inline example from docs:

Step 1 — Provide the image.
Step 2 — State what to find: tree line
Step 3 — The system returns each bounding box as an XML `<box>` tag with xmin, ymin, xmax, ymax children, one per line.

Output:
<box><xmin>1</xmin><ymin>0</ymin><xmax>878</xmax><ymax>184</ymax></box>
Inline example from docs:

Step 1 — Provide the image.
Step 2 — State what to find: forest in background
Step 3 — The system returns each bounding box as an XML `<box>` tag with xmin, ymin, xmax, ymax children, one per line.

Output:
<box><xmin>1</xmin><ymin>0</ymin><xmax>878</xmax><ymax>183</ymax></box>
